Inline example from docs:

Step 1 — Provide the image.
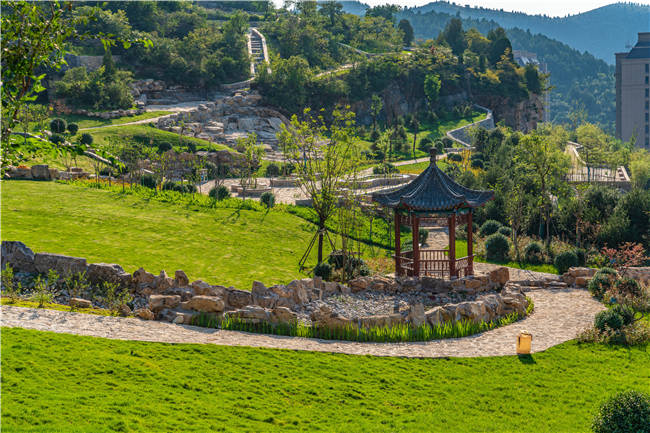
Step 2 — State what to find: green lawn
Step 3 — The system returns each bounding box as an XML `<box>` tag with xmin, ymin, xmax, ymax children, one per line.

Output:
<box><xmin>64</xmin><ymin>111</ymin><xmax>172</xmax><ymax>129</ymax></box>
<box><xmin>89</xmin><ymin>123</ymin><xmax>232</xmax><ymax>153</ymax></box>
<box><xmin>2</xmin><ymin>327</ymin><xmax>649</xmax><ymax>432</ymax></box>
<box><xmin>0</xmin><ymin>181</ymin><xmax>343</xmax><ymax>289</ymax></box>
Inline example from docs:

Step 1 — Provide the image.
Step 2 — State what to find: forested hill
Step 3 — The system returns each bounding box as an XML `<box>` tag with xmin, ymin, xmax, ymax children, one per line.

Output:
<box><xmin>402</xmin><ymin>2</ymin><xmax>649</xmax><ymax>64</ymax></box>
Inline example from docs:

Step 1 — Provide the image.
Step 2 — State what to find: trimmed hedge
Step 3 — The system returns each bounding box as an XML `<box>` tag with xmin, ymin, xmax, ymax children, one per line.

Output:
<box><xmin>479</xmin><ymin>219</ymin><xmax>502</xmax><ymax>237</ymax></box>
<box><xmin>554</xmin><ymin>251</ymin><xmax>579</xmax><ymax>274</ymax></box>
<box><xmin>485</xmin><ymin>233</ymin><xmax>510</xmax><ymax>262</ymax></box>
<box><xmin>592</xmin><ymin>390</ymin><xmax>650</xmax><ymax>433</ymax></box>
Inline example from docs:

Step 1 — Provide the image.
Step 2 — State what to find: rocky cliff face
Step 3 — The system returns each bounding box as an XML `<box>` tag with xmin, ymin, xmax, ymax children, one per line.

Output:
<box><xmin>475</xmin><ymin>93</ymin><xmax>544</xmax><ymax>133</ymax></box>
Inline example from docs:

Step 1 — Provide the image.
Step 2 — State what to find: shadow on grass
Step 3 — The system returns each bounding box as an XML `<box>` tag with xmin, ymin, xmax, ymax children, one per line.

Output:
<box><xmin>517</xmin><ymin>354</ymin><xmax>536</xmax><ymax>364</ymax></box>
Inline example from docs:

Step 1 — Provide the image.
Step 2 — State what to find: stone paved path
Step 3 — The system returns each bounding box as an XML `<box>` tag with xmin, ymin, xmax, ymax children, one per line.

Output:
<box><xmin>1</xmin><ymin>287</ymin><xmax>603</xmax><ymax>358</ymax></box>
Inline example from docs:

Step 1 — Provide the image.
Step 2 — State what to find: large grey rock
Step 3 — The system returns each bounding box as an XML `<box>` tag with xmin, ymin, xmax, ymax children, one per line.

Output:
<box><xmin>408</xmin><ymin>303</ymin><xmax>426</xmax><ymax>327</ymax></box>
<box><xmin>87</xmin><ymin>263</ymin><xmax>132</xmax><ymax>288</ymax></box>
<box><xmin>358</xmin><ymin>313</ymin><xmax>403</xmax><ymax>328</ymax></box>
<box><xmin>69</xmin><ymin>298</ymin><xmax>92</xmax><ymax>309</ymax></box>
<box><xmin>1</xmin><ymin>241</ymin><xmax>36</xmax><ymax>273</ymax></box>
<box><xmin>153</xmin><ymin>270</ymin><xmax>174</xmax><ymax>293</ymax></box>
<box><xmin>271</xmin><ymin>306</ymin><xmax>297</xmax><ymax>323</ymax></box>
<box><xmin>287</xmin><ymin>280</ymin><xmax>309</xmax><ymax>305</ymax></box>
<box><xmin>134</xmin><ymin>308</ymin><xmax>155</xmax><ymax>320</ymax></box>
<box><xmin>225</xmin><ymin>305</ymin><xmax>270</xmax><ymax>323</ymax></box>
<box><xmin>133</xmin><ymin>267</ymin><xmax>155</xmax><ymax>285</ymax></box>
<box><xmin>181</xmin><ymin>295</ymin><xmax>225</xmax><ymax>313</ymax></box>
<box><xmin>149</xmin><ymin>294</ymin><xmax>181</xmax><ymax>313</ymax></box>
<box><xmin>34</xmin><ymin>252</ymin><xmax>87</xmax><ymax>276</ymax></box>
<box><xmin>226</xmin><ymin>288</ymin><xmax>252</xmax><ymax>309</ymax></box>
<box><xmin>174</xmin><ymin>270</ymin><xmax>189</xmax><ymax>287</ymax></box>
<box><xmin>30</xmin><ymin>164</ymin><xmax>51</xmax><ymax>180</ymax></box>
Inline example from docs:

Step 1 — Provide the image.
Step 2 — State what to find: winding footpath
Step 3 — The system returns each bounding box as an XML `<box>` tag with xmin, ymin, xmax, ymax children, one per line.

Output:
<box><xmin>1</xmin><ymin>287</ymin><xmax>603</xmax><ymax>358</ymax></box>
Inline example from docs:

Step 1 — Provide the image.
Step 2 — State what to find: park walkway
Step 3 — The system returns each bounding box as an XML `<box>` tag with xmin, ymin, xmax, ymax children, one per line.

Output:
<box><xmin>1</xmin><ymin>287</ymin><xmax>603</xmax><ymax>358</ymax></box>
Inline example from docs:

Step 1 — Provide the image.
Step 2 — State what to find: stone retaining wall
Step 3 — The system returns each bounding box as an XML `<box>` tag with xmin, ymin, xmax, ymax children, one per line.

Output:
<box><xmin>2</xmin><ymin>241</ymin><xmax>529</xmax><ymax>330</ymax></box>
<box><xmin>4</xmin><ymin>164</ymin><xmax>90</xmax><ymax>181</ymax></box>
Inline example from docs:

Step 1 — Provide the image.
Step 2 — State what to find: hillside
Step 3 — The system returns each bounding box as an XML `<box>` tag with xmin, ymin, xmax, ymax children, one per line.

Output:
<box><xmin>405</xmin><ymin>2</ymin><xmax>650</xmax><ymax>63</ymax></box>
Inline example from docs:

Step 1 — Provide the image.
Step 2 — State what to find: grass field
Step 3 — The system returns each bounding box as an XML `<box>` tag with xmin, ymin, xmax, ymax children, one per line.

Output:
<box><xmin>2</xmin><ymin>327</ymin><xmax>649</xmax><ymax>432</ymax></box>
<box><xmin>1</xmin><ymin>181</ymin><xmax>345</xmax><ymax>289</ymax></box>
<box><xmin>63</xmin><ymin>111</ymin><xmax>172</xmax><ymax>129</ymax></box>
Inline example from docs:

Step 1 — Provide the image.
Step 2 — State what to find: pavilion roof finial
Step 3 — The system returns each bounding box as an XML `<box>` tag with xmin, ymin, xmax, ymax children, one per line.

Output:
<box><xmin>429</xmin><ymin>148</ymin><xmax>437</xmax><ymax>163</ymax></box>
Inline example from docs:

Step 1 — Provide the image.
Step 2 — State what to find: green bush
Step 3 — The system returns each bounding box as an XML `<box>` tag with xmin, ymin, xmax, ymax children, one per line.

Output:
<box><xmin>555</xmin><ymin>251</ymin><xmax>579</xmax><ymax>274</ymax></box>
<box><xmin>588</xmin><ymin>274</ymin><xmax>614</xmax><ymax>299</ymax></box>
<box><xmin>157</xmin><ymin>142</ymin><xmax>172</xmax><ymax>153</ymax></box>
<box><xmin>470</xmin><ymin>159</ymin><xmax>484</xmax><ymax>169</ymax></box>
<box><xmin>611</xmin><ymin>305</ymin><xmax>635</xmax><ymax>326</ymax></box>
<box><xmin>260</xmin><ymin>192</ymin><xmax>275</xmax><ymax>209</ymax></box>
<box><xmin>80</xmin><ymin>133</ymin><xmax>93</xmax><ymax>145</ymax></box>
<box><xmin>140</xmin><ymin>174</ymin><xmax>156</xmax><ymax>189</ymax></box>
<box><xmin>50</xmin><ymin>118</ymin><xmax>67</xmax><ymax>134</ymax></box>
<box><xmin>184</xmin><ymin>184</ymin><xmax>198</xmax><ymax>194</ymax></box>
<box><xmin>448</xmin><ymin>153</ymin><xmax>462</xmax><ymax>162</ymax></box>
<box><xmin>595</xmin><ymin>309</ymin><xmax>624</xmax><ymax>331</ymax></box>
<box><xmin>614</xmin><ymin>278</ymin><xmax>643</xmax><ymax>298</ymax></box>
<box><xmin>313</xmin><ymin>262</ymin><xmax>332</xmax><ymax>281</ymax></box>
<box><xmin>418</xmin><ymin>228</ymin><xmax>428</xmax><ymax>245</ymax></box>
<box><xmin>574</xmin><ymin>248</ymin><xmax>587</xmax><ymax>266</ymax></box>
<box><xmin>50</xmin><ymin>133</ymin><xmax>65</xmax><ymax>145</ymax></box>
<box><xmin>265</xmin><ymin>163</ymin><xmax>281</xmax><ymax>178</ymax></box>
<box><xmin>485</xmin><ymin>233</ymin><xmax>510</xmax><ymax>262</ymax></box>
<box><xmin>524</xmin><ymin>241</ymin><xmax>544</xmax><ymax>265</ymax></box>
<box><xmin>162</xmin><ymin>181</ymin><xmax>176</xmax><ymax>191</ymax></box>
<box><xmin>67</xmin><ymin>123</ymin><xmax>79</xmax><ymax>135</ymax></box>
<box><xmin>479</xmin><ymin>219</ymin><xmax>502</xmax><ymax>237</ymax></box>
<box><xmin>498</xmin><ymin>226</ymin><xmax>512</xmax><ymax>237</ymax></box>
<box><xmin>209</xmin><ymin>185</ymin><xmax>230</xmax><ymax>201</ymax></box>
<box><xmin>592</xmin><ymin>390</ymin><xmax>650</xmax><ymax>433</ymax></box>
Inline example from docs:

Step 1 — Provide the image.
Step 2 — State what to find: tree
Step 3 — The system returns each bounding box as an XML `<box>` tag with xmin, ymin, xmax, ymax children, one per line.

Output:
<box><xmin>102</xmin><ymin>47</ymin><xmax>117</xmax><ymax>79</ymax></box>
<box><xmin>424</xmin><ymin>74</ymin><xmax>441</xmax><ymax>109</ymax></box>
<box><xmin>516</xmin><ymin>130</ymin><xmax>570</xmax><ymax>246</ymax></box>
<box><xmin>67</xmin><ymin>123</ymin><xmax>79</xmax><ymax>136</ymax></box>
<box><xmin>0</xmin><ymin>1</ymin><xmax>147</xmax><ymax>162</ymax></box>
<box><xmin>236</xmin><ymin>133</ymin><xmax>265</xmax><ymax>196</ymax></box>
<box><xmin>397</xmin><ymin>19</ymin><xmax>414</xmax><ymax>47</ymax></box>
<box><xmin>438</xmin><ymin>18</ymin><xmax>466</xmax><ymax>57</ymax></box>
<box><xmin>370</xmin><ymin>94</ymin><xmax>383</xmax><ymax>131</ymax></box>
<box><xmin>50</xmin><ymin>118</ymin><xmax>67</xmax><ymax>134</ymax></box>
<box><xmin>365</xmin><ymin>4</ymin><xmax>400</xmax><ymax>23</ymax></box>
<box><xmin>410</xmin><ymin>116</ymin><xmax>419</xmax><ymax>158</ymax></box>
<box><xmin>278</xmin><ymin>107</ymin><xmax>362</xmax><ymax>263</ymax></box>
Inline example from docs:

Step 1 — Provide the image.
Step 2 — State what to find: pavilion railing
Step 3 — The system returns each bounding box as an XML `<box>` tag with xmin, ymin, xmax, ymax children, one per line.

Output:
<box><xmin>397</xmin><ymin>249</ymin><xmax>473</xmax><ymax>279</ymax></box>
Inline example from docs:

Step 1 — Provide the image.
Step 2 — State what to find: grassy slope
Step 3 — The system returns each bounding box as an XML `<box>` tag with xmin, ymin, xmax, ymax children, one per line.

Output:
<box><xmin>2</xmin><ymin>327</ymin><xmax>649</xmax><ymax>433</ymax></box>
<box><xmin>359</xmin><ymin>112</ymin><xmax>485</xmax><ymax>162</ymax></box>
<box><xmin>60</xmin><ymin>111</ymin><xmax>173</xmax><ymax>129</ymax></box>
<box><xmin>1</xmin><ymin>181</ymin><xmax>338</xmax><ymax>289</ymax></box>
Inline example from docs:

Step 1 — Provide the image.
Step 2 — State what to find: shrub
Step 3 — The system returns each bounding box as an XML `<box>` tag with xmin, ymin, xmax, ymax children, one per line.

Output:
<box><xmin>162</xmin><ymin>181</ymin><xmax>176</xmax><ymax>191</ymax></box>
<box><xmin>80</xmin><ymin>133</ymin><xmax>93</xmax><ymax>145</ymax></box>
<box><xmin>574</xmin><ymin>248</ymin><xmax>587</xmax><ymax>266</ymax></box>
<box><xmin>485</xmin><ymin>233</ymin><xmax>510</xmax><ymax>262</ymax></box>
<box><xmin>498</xmin><ymin>226</ymin><xmax>512</xmax><ymax>237</ymax></box>
<box><xmin>187</xmin><ymin>142</ymin><xmax>197</xmax><ymax>153</ymax></box>
<box><xmin>448</xmin><ymin>153</ymin><xmax>462</xmax><ymax>162</ymax></box>
<box><xmin>265</xmin><ymin>163</ymin><xmax>281</xmax><ymax>178</ymax></box>
<box><xmin>418</xmin><ymin>136</ymin><xmax>433</xmax><ymax>153</ymax></box>
<box><xmin>595</xmin><ymin>309</ymin><xmax>624</xmax><ymax>331</ymax></box>
<box><xmin>67</xmin><ymin>123</ymin><xmax>79</xmax><ymax>135</ymax></box>
<box><xmin>313</xmin><ymin>262</ymin><xmax>332</xmax><ymax>281</ymax></box>
<box><xmin>370</xmin><ymin>128</ymin><xmax>380</xmax><ymax>142</ymax></box>
<box><xmin>592</xmin><ymin>390</ymin><xmax>650</xmax><ymax>433</ymax></box>
<box><xmin>555</xmin><ymin>251</ymin><xmax>579</xmax><ymax>274</ymax></box>
<box><xmin>209</xmin><ymin>185</ymin><xmax>230</xmax><ymax>201</ymax></box>
<box><xmin>50</xmin><ymin>118</ymin><xmax>67</xmax><ymax>134</ymax></box>
<box><xmin>140</xmin><ymin>174</ymin><xmax>157</xmax><ymax>189</ymax></box>
<box><xmin>99</xmin><ymin>167</ymin><xmax>112</xmax><ymax>176</ymax></box>
<box><xmin>419</xmin><ymin>228</ymin><xmax>428</xmax><ymax>245</ymax></box>
<box><xmin>588</xmin><ymin>268</ymin><xmax>618</xmax><ymax>299</ymax></box>
<box><xmin>611</xmin><ymin>305</ymin><xmax>636</xmax><ymax>326</ymax></box>
<box><xmin>157</xmin><ymin>142</ymin><xmax>172</xmax><ymax>153</ymax></box>
<box><xmin>470</xmin><ymin>159</ymin><xmax>484</xmax><ymax>169</ymax></box>
<box><xmin>184</xmin><ymin>184</ymin><xmax>198</xmax><ymax>194</ymax></box>
<box><xmin>614</xmin><ymin>277</ymin><xmax>643</xmax><ymax>298</ymax></box>
<box><xmin>480</xmin><ymin>219</ymin><xmax>502</xmax><ymax>237</ymax></box>
<box><xmin>524</xmin><ymin>241</ymin><xmax>544</xmax><ymax>265</ymax></box>
<box><xmin>260</xmin><ymin>192</ymin><xmax>275</xmax><ymax>209</ymax></box>
<box><xmin>373</xmin><ymin>163</ymin><xmax>398</xmax><ymax>175</ymax></box>
<box><xmin>50</xmin><ymin>133</ymin><xmax>65</xmax><ymax>145</ymax></box>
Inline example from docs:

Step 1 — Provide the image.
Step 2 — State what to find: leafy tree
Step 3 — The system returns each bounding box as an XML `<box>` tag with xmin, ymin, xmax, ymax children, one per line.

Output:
<box><xmin>370</xmin><ymin>94</ymin><xmax>383</xmax><ymax>131</ymax></box>
<box><xmin>278</xmin><ymin>108</ymin><xmax>362</xmax><ymax>262</ymax></box>
<box><xmin>80</xmin><ymin>133</ymin><xmax>93</xmax><ymax>146</ymax></box>
<box><xmin>424</xmin><ymin>74</ymin><xmax>441</xmax><ymax>109</ymax></box>
<box><xmin>102</xmin><ymin>47</ymin><xmax>117</xmax><ymax>79</ymax></box>
<box><xmin>365</xmin><ymin>4</ymin><xmax>400</xmax><ymax>23</ymax></box>
<box><xmin>50</xmin><ymin>118</ymin><xmax>67</xmax><ymax>134</ymax></box>
<box><xmin>236</xmin><ymin>133</ymin><xmax>265</xmax><ymax>195</ymax></box>
<box><xmin>397</xmin><ymin>19</ymin><xmax>414</xmax><ymax>47</ymax></box>
<box><xmin>438</xmin><ymin>18</ymin><xmax>466</xmax><ymax>57</ymax></box>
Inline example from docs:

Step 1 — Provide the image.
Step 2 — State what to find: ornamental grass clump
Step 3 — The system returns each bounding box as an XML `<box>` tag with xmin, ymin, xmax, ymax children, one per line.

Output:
<box><xmin>214</xmin><ymin>298</ymin><xmax>534</xmax><ymax>343</ymax></box>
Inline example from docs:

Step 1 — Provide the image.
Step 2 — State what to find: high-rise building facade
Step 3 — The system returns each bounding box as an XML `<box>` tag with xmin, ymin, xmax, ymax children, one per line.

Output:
<box><xmin>616</xmin><ymin>32</ymin><xmax>650</xmax><ymax>149</ymax></box>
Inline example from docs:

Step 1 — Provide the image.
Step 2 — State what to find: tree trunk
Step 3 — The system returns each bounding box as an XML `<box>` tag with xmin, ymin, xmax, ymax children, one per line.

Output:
<box><xmin>317</xmin><ymin>229</ymin><xmax>324</xmax><ymax>264</ymax></box>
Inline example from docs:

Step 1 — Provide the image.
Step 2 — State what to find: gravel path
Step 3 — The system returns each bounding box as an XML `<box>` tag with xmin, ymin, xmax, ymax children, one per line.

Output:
<box><xmin>1</xmin><ymin>288</ymin><xmax>603</xmax><ymax>358</ymax></box>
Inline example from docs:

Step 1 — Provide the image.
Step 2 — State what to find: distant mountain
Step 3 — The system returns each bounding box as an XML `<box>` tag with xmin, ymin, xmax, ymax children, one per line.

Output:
<box><xmin>404</xmin><ymin>2</ymin><xmax>649</xmax><ymax>64</ymax></box>
<box><xmin>338</xmin><ymin>1</ymin><xmax>369</xmax><ymax>16</ymax></box>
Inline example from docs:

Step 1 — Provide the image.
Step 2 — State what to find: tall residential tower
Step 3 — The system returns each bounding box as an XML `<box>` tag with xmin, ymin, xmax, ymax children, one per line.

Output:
<box><xmin>616</xmin><ymin>32</ymin><xmax>650</xmax><ymax>148</ymax></box>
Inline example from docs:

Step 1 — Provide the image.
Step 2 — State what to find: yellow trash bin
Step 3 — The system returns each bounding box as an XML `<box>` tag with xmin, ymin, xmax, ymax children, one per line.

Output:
<box><xmin>517</xmin><ymin>331</ymin><xmax>532</xmax><ymax>355</ymax></box>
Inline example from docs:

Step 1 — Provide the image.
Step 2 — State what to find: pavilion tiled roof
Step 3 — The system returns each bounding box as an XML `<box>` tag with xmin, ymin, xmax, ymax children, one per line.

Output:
<box><xmin>372</xmin><ymin>152</ymin><xmax>494</xmax><ymax>212</ymax></box>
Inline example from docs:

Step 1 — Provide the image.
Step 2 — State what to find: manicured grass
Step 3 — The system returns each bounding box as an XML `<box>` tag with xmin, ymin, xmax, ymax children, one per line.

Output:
<box><xmin>2</xmin><ymin>327</ymin><xmax>649</xmax><ymax>432</ymax></box>
<box><xmin>1</xmin><ymin>298</ymin><xmax>111</xmax><ymax>316</ymax></box>
<box><xmin>60</xmin><ymin>111</ymin><xmax>173</xmax><ymax>129</ymax></box>
<box><xmin>11</xmin><ymin>137</ymin><xmax>97</xmax><ymax>172</ymax></box>
<box><xmin>89</xmin><ymin>123</ymin><xmax>232</xmax><ymax>153</ymax></box>
<box><xmin>0</xmin><ymin>181</ymin><xmax>346</xmax><ymax>289</ymax></box>
<box><xmin>398</xmin><ymin>159</ymin><xmax>450</xmax><ymax>174</ymax></box>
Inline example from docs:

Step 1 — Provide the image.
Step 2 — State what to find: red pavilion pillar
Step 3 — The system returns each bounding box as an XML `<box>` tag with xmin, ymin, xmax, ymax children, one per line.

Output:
<box><xmin>448</xmin><ymin>213</ymin><xmax>456</xmax><ymax>279</ymax></box>
<box><xmin>412</xmin><ymin>214</ymin><xmax>420</xmax><ymax>277</ymax></box>
<box><xmin>467</xmin><ymin>211</ymin><xmax>474</xmax><ymax>276</ymax></box>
